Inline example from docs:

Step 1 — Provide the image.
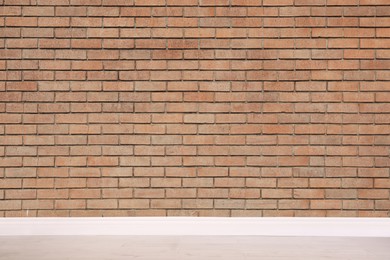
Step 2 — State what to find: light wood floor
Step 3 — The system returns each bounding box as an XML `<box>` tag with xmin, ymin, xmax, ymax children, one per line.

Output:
<box><xmin>0</xmin><ymin>236</ymin><xmax>389</xmax><ymax>259</ymax></box>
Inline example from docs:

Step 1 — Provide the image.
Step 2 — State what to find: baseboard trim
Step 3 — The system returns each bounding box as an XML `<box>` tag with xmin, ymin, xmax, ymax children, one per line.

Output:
<box><xmin>1</xmin><ymin>217</ymin><xmax>389</xmax><ymax>237</ymax></box>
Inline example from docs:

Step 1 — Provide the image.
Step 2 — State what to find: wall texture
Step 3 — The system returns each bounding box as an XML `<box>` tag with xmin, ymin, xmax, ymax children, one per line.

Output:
<box><xmin>0</xmin><ymin>0</ymin><xmax>390</xmax><ymax>217</ymax></box>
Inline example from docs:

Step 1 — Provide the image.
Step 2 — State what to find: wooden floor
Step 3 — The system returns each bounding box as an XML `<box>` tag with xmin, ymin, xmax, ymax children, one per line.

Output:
<box><xmin>0</xmin><ymin>236</ymin><xmax>389</xmax><ymax>259</ymax></box>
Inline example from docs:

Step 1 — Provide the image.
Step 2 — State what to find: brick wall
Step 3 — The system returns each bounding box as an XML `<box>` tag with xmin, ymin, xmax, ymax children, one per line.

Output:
<box><xmin>1</xmin><ymin>0</ymin><xmax>389</xmax><ymax>217</ymax></box>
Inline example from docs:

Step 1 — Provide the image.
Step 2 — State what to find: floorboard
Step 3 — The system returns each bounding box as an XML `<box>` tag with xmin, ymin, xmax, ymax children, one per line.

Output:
<box><xmin>0</xmin><ymin>236</ymin><xmax>389</xmax><ymax>259</ymax></box>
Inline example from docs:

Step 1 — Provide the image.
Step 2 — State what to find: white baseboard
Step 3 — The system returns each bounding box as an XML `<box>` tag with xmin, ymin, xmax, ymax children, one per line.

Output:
<box><xmin>0</xmin><ymin>217</ymin><xmax>389</xmax><ymax>237</ymax></box>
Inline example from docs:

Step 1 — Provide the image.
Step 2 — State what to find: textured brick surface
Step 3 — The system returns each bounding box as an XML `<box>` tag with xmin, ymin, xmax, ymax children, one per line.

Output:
<box><xmin>1</xmin><ymin>0</ymin><xmax>390</xmax><ymax>217</ymax></box>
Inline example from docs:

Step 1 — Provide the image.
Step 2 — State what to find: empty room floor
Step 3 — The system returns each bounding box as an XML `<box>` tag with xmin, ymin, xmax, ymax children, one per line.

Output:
<box><xmin>0</xmin><ymin>236</ymin><xmax>389</xmax><ymax>260</ymax></box>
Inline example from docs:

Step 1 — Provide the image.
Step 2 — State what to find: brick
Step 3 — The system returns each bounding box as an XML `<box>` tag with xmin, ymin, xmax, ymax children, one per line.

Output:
<box><xmin>166</xmin><ymin>188</ymin><xmax>196</xmax><ymax>198</ymax></box>
<box><xmin>71</xmin><ymin>40</ymin><xmax>101</xmax><ymax>50</ymax></box>
<box><xmin>119</xmin><ymin>199</ymin><xmax>149</xmax><ymax>209</ymax></box>
<box><xmin>246</xmin><ymin>200</ymin><xmax>277</xmax><ymax>209</ymax></box>
<box><xmin>7</xmin><ymin>39</ymin><xmax>38</xmax><ymax>49</ymax></box>
<box><xmin>134</xmin><ymin>188</ymin><xmax>164</xmax><ymax>198</ymax></box>
<box><xmin>38</xmin><ymin>17</ymin><xmax>70</xmax><ymax>27</ymax></box>
<box><xmin>102</xmin><ymin>188</ymin><xmax>132</xmax><ymax>199</ymax></box>
<box><xmin>88</xmin><ymin>7</ymin><xmax>120</xmax><ymax>17</ymax></box>
<box><xmin>135</xmin><ymin>0</ymin><xmax>164</xmax><ymax>5</ymax></box>
<box><xmin>56</xmin><ymin>157</ymin><xmax>87</xmax><ymax>167</ymax></box>
<box><xmin>56</xmin><ymin>6</ymin><xmax>86</xmax><ymax>16</ymax></box>
<box><xmin>87</xmin><ymin>199</ymin><xmax>117</xmax><ymax>209</ymax></box>
<box><xmin>24</xmin><ymin>136</ymin><xmax>55</xmax><ymax>146</ymax></box>
<box><xmin>87</xmin><ymin>178</ymin><xmax>118</xmax><ymax>188</ymax></box>
<box><xmin>56</xmin><ymin>114</ymin><xmax>87</xmax><ymax>124</ymax></box>
<box><xmin>152</xmin><ymin>156</ymin><xmax>182</xmax><ymax>166</ymax></box>
<box><xmin>87</xmin><ymin>28</ymin><xmax>119</xmax><ymax>38</ymax></box>
<box><xmin>24</xmin><ymin>6</ymin><xmax>55</xmax><ymax>16</ymax></box>
<box><xmin>279</xmin><ymin>200</ymin><xmax>310</xmax><ymax>209</ymax></box>
<box><xmin>151</xmin><ymin>199</ymin><xmax>180</xmax><ymax>209</ymax></box>
<box><xmin>6</xmin><ymin>189</ymin><xmax>36</xmax><ymax>199</ymax></box>
<box><xmin>0</xmin><ymin>201</ymin><xmax>22</xmax><ymax>210</ymax></box>
<box><xmin>311</xmin><ymin>200</ymin><xmax>342</xmax><ymax>210</ymax></box>
<box><xmin>23</xmin><ymin>178</ymin><xmax>54</xmax><ymax>189</ymax></box>
<box><xmin>121</xmin><ymin>157</ymin><xmax>151</xmax><ymax>167</ymax></box>
<box><xmin>103</xmin><ymin>39</ymin><xmax>135</xmax><ymax>49</ymax></box>
<box><xmin>6</xmin><ymin>17</ymin><xmax>37</xmax><ymax>27</ymax></box>
<box><xmin>294</xmin><ymin>189</ymin><xmax>324</xmax><ymax>199</ymax></box>
<box><xmin>55</xmin><ymin>200</ymin><xmax>86</xmax><ymax>210</ymax></box>
<box><xmin>6</xmin><ymin>147</ymin><xmax>37</xmax><ymax>157</ymax></box>
<box><xmin>215</xmin><ymin>199</ymin><xmax>245</xmax><ymax>209</ymax></box>
<box><xmin>0</xmin><ymin>6</ymin><xmax>22</xmax><ymax>16</ymax></box>
<box><xmin>0</xmin><ymin>136</ymin><xmax>24</xmax><ymax>145</ymax></box>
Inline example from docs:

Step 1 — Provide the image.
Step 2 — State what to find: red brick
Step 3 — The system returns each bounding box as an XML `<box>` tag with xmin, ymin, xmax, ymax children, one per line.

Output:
<box><xmin>87</xmin><ymin>199</ymin><xmax>117</xmax><ymax>209</ymax></box>
<box><xmin>6</xmin><ymin>17</ymin><xmax>37</xmax><ymax>27</ymax></box>
<box><xmin>311</xmin><ymin>200</ymin><xmax>342</xmax><ymax>210</ymax></box>
<box><xmin>88</xmin><ymin>7</ymin><xmax>120</xmax><ymax>17</ymax></box>
<box><xmin>198</xmin><ymin>188</ymin><xmax>229</xmax><ymax>198</ymax></box>
<box><xmin>0</xmin><ymin>6</ymin><xmax>22</xmax><ymax>16</ymax></box>
<box><xmin>87</xmin><ymin>28</ymin><xmax>119</xmax><ymax>38</ymax></box>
